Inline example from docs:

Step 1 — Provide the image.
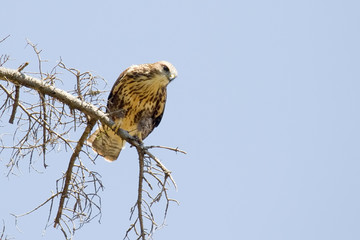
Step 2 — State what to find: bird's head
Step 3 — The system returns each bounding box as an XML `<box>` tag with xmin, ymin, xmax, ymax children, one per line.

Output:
<box><xmin>123</xmin><ymin>61</ymin><xmax>177</xmax><ymax>89</ymax></box>
<box><xmin>154</xmin><ymin>61</ymin><xmax>178</xmax><ymax>82</ymax></box>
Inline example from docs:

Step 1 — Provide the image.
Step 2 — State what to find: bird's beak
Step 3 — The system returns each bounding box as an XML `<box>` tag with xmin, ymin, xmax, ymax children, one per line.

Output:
<box><xmin>169</xmin><ymin>74</ymin><xmax>177</xmax><ymax>81</ymax></box>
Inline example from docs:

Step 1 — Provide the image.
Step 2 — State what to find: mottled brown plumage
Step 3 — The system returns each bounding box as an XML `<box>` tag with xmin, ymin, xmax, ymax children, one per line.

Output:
<box><xmin>88</xmin><ymin>61</ymin><xmax>177</xmax><ymax>161</ymax></box>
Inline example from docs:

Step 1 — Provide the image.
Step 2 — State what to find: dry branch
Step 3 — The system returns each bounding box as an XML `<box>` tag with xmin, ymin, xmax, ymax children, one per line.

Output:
<box><xmin>54</xmin><ymin>118</ymin><xmax>96</xmax><ymax>228</ymax></box>
<box><xmin>136</xmin><ymin>147</ymin><xmax>146</xmax><ymax>240</ymax></box>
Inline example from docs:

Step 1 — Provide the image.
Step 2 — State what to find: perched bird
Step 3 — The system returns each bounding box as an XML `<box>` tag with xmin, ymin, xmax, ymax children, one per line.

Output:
<box><xmin>88</xmin><ymin>61</ymin><xmax>177</xmax><ymax>161</ymax></box>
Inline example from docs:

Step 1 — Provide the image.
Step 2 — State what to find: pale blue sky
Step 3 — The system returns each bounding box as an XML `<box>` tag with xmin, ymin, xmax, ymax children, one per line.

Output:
<box><xmin>1</xmin><ymin>0</ymin><xmax>360</xmax><ymax>239</ymax></box>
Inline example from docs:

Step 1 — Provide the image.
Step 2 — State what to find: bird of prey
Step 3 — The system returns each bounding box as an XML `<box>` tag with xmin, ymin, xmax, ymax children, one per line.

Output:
<box><xmin>88</xmin><ymin>61</ymin><xmax>177</xmax><ymax>161</ymax></box>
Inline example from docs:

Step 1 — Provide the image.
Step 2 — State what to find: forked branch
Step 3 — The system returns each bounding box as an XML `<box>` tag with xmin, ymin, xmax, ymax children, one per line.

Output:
<box><xmin>54</xmin><ymin>118</ymin><xmax>97</xmax><ymax>228</ymax></box>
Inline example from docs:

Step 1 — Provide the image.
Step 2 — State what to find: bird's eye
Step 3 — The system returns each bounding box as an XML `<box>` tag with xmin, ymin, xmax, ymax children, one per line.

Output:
<box><xmin>162</xmin><ymin>65</ymin><xmax>170</xmax><ymax>72</ymax></box>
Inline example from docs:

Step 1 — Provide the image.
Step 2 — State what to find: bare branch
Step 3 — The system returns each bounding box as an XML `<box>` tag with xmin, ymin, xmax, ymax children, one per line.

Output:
<box><xmin>12</xmin><ymin>193</ymin><xmax>60</xmax><ymax>218</ymax></box>
<box><xmin>7</xmin><ymin>63</ymin><xmax>28</xmax><ymax>124</ymax></box>
<box><xmin>0</xmin><ymin>219</ymin><xmax>12</xmax><ymax>240</ymax></box>
<box><xmin>17</xmin><ymin>62</ymin><xmax>29</xmax><ymax>72</ymax></box>
<box><xmin>124</xmin><ymin>145</ymin><xmax>179</xmax><ymax>239</ymax></box>
<box><xmin>146</xmin><ymin>145</ymin><xmax>187</xmax><ymax>154</ymax></box>
<box><xmin>0</xmin><ymin>35</ymin><xmax>10</xmax><ymax>44</ymax></box>
<box><xmin>145</xmin><ymin>150</ymin><xmax>177</xmax><ymax>189</ymax></box>
<box><xmin>0</xmin><ymin>36</ymin><xmax>11</xmax><ymax>67</ymax></box>
<box><xmin>54</xmin><ymin>118</ymin><xmax>96</xmax><ymax>228</ymax></box>
<box><xmin>8</xmin><ymin>85</ymin><xmax>19</xmax><ymax>124</ymax></box>
<box><xmin>136</xmin><ymin>147</ymin><xmax>146</xmax><ymax>240</ymax></box>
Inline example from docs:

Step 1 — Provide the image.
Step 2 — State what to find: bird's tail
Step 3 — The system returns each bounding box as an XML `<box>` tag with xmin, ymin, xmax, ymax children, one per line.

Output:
<box><xmin>87</xmin><ymin>126</ymin><xmax>125</xmax><ymax>162</ymax></box>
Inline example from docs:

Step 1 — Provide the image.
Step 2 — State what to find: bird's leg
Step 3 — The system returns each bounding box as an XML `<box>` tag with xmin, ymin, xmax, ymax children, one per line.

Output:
<box><xmin>129</xmin><ymin>134</ymin><xmax>144</xmax><ymax>148</ymax></box>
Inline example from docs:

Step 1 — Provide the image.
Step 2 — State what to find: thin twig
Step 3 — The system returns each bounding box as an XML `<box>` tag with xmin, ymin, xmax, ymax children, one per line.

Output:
<box><xmin>8</xmin><ymin>85</ymin><xmax>19</xmax><ymax>124</ymax></box>
<box><xmin>7</xmin><ymin>63</ymin><xmax>29</xmax><ymax>124</ymax></box>
<box><xmin>39</xmin><ymin>92</ymin><xmax>47</xmax><ymax>168</ymax></box>
<box><xmin>17</xmin><ymin>62</ymin><xmax>29</xmax><ymax>72</ymax></box>
<box><xmin>144</xmin><ymin>150</ymin><xmax>177</xmax><ymax>189</ymax></box>
<box><xmin>12</xmin><ymin>192</ymin><xmax>60</xmax><ymax>218</ymax></box>
<box><xmin>0</xmin><ymin>35</ymin><xmax>10</xmax><ymax>44</ymax></box>
<box><xmin>146</xmin><ymin>145</ymin><xmax>187</xmax><ymax>154</ymax></box>
<box><xmin>1</xmin><ymin>219</ymin><xmax>6</xmax><ymax>240</ymax></box>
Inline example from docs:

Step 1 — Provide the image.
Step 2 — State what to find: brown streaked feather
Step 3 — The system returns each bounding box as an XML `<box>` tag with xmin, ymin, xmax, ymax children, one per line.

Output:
<box><xmin>88</xmin><ymin>61</ymin><xmax>177</xmax><ymax>161</ymax></box>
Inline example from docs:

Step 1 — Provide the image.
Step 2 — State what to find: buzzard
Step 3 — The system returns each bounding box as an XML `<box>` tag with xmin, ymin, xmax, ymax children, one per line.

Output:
<box><xmin>88</xmin><ymin>61</ymin><xmax>177</xmax><ymax>161</ymax></box>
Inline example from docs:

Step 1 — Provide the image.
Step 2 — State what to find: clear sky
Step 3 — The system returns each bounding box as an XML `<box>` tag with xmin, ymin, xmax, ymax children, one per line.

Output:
<box><xmin>1</xmin><ymin>0</ymin><xmax>360</xmax><ymax>239</ymax></box>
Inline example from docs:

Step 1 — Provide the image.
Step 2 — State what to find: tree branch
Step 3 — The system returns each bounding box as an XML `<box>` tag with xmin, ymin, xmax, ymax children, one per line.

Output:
<box><xmin>54</xmin><ymin>118</ymin><xmax>96</xmax><ymax>228</ymax></box>
<box><xmin>136</xmin><ymin>147</ymin><xmax>146</xmax><ymax>240</ymax></box>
